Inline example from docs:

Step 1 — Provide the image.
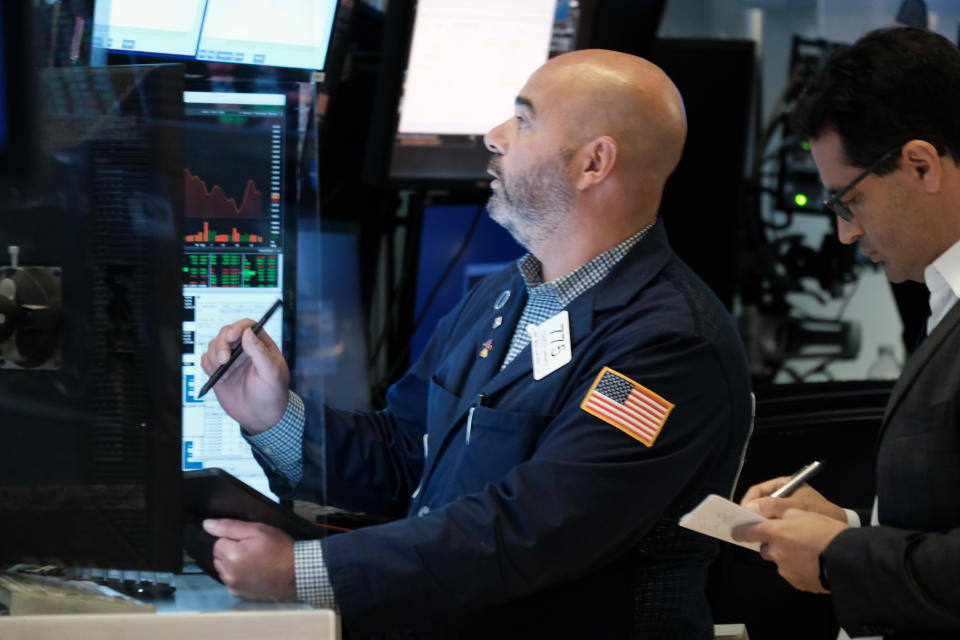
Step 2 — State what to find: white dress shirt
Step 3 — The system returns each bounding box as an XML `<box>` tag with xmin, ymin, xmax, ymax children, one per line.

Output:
<box><xmin>923</xmin><ymin>238</ymin><xmax>960</xmax><ymax>335</ymax></box>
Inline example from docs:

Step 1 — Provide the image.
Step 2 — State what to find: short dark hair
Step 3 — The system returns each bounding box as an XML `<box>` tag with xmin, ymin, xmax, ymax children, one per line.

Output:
<box><xmin>792</xmin><ymin>26</ymin><xmax>960</xmax><ymax>174</ymax></box>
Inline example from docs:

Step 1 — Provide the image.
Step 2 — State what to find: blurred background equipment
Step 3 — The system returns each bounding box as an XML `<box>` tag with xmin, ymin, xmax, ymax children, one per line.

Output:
<box><xmin>738</xmin><ymin>32</ymin><xmax>868</xmax><ymax>384</ymax></box>
<box><xmin>0</xmin><ymin>246</ymin><xmax>63</xmax><ymax>370</ymax></box>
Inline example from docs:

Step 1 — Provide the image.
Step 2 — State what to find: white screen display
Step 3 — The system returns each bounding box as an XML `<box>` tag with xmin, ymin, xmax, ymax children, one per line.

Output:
<box><xmin>183</xmin><ymin>290</ymin><xmax>283</xmax><ymax>499</ymax></box>
<box><xmin>92</xmin><ymin>0</ymin><xmax>339</xmax><ymax>70</ymax></box>
<box><xmin>397</xmin><ymin>0</ymin><xmax>556</xmax><ymax>135</ymax></box>
<box><xmin>92</xmin><ymin>0</ymin><xmax>207</xmax><ymax>57</ymax></box>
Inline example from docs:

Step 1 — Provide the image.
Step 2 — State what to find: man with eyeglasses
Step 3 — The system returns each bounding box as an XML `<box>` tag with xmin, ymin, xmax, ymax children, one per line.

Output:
<box><xmin>733</xmin><ymin>27</ymin><xmax>960</xmax><ymax>639</ymax></box>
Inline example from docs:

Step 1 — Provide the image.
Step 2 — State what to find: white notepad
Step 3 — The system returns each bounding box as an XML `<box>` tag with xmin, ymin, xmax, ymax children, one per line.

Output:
<box><xmin>679</xmin><ymin>494</ymin><xmax>765</xmax><ymax>551</ymax></box>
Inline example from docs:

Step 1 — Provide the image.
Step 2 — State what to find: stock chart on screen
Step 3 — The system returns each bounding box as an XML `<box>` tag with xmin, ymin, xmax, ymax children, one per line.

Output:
<box><xmin>180</xmin><ymin>90</ymin><xmax>288</xmax><ymax>498</ymax></box>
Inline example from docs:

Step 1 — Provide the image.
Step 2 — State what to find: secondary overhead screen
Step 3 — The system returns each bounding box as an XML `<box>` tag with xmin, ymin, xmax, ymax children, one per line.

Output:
<box><xmin>397</xmin><ymin>0</ymin><xmax>555</xmax><ymax>136</ymax></box>
<box><xmin>388</xmin><ymin>0</ymin><xmax>591</xmax><ymax>185</ymax></box>
<box><xmin>92</xmin><ymin>0</ymin><xmax>339</xmax><ymax>70</ymax></box>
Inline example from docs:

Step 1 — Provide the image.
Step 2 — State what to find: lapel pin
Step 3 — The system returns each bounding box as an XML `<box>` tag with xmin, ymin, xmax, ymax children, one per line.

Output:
<box><xmin>479</xmin><ymin>339</ymin><xmax>494</xmax><ymax>358</ymax></box>
<box><xmin>494</xmin><ymin>290</ymin><xmax>510</xmax><ymax>310</ymax></box>
<box><xmin>492</xmin><ymin>316</ymin><xmax>503</xmax><ymax>329</ymax></box>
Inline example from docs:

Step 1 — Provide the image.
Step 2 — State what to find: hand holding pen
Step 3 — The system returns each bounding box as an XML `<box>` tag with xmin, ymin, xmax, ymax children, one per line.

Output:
<box><xmin>199</xmin><ymin>299</ymin><xmax>290</xmax><ymax>434</ymax></box>
<box><xmin>198</xmin><ymin>299</ymin><xmax>283</xmax><ymax>398</ymax></box>
<box><xmin>740</xmin><ymin>460</ymin><xmax>847</xmax><ymax>523</ymax></box>
<box><xmin>770</xmin><ymin>460</ymin><xmax>825</xmax><ymax>498</ymax></box>
<box><xmin>731</xmin><ymin>458</ymin><xmax>847</xmax><ymax>594</ymax></box>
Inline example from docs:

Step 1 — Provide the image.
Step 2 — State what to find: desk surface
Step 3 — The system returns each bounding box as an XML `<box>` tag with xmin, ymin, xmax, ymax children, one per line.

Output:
<box><xmin>156</xmin><ymin>571</ymin><xmax>311</xmax><ymax>614</ymax></box>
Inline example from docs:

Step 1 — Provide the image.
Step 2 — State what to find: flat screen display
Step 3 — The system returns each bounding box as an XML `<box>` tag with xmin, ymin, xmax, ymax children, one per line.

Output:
<box><xmin>180</xmin><ymin>89</ymin><xmax>291</xmax><ymax>499</ymax></box>
<box><xmin>388</xmin><ymin>0</ymin><xmax>593</xmax><ymax>185</ymax></box>
<box><xmin>92</xmin><ymin>0</ymin><xmax>338</xmax><ymax>71</ymax></box>
<box><xmin>410</xmin><ymin>204</ymin><xmax>525</xmax><ymax>365</ymax></box>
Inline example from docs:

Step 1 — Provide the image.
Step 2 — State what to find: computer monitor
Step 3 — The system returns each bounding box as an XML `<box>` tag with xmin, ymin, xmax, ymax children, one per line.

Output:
<box><xmin>0</xmin><ymin>63</ymin><xmax>184</xmax><ymax>571</ymax></box>
<box><xmin>91</xmin><ymin>0</ymin><xmax>340</xmax><ymax>72</ymax></box>
<box><xmin>650</xmin><ymin>38</ymin><xmax>757</xmax><ymax>310</ymax></box>
<box><xmin>409</xmin><ymin>204</ymin><xmax>525</xmax><ymax>366</ymax></box>
<box><xmin>366</xmin><ymin>0</ymin><xmax>599</xmax><ymax>188</ymax></box>
<box><xmin>180</xmin><ymin>86</ymin><xmax>298</xmax><ymax>499</ymax></box>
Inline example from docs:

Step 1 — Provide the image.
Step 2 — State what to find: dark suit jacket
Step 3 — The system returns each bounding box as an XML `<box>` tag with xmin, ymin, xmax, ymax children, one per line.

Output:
<box><xmin>823</xmin><ymin>299</ymin><xmax>960</xmax><ymax>639</ymax></box>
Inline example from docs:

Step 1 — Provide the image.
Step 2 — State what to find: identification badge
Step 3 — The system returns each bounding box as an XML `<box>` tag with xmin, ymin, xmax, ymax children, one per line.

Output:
<box><xmin>527</xmin><ymin>310</ymin><xmax>572</xmax><ymax>380</ymax></box>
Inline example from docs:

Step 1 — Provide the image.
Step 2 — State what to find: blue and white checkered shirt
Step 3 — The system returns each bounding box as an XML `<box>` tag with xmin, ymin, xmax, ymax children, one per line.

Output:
<box><xmin>502</xmin><ymin>223</ymin><xmax>653</xmax><ymax>368</ymax></box>
<box><xmin>244</xmin><ymin>392</ymin><xmax>339</xmax><ymax>608</ymax></box>
<box><xmin>245</xmin><ymin>221</ymin><xmax>654</xmax><ymax>610</ymax></box>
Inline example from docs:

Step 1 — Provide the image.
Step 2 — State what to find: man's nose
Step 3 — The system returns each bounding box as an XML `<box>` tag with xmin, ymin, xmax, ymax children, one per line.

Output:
<box><xmin>836</xmin><ymin>215</ymin><xmax>864</xmax><ymax>245</ymax></box>
<box><xmin>484</xmin><ymin>118</ymin><xmax>511</xmax><ymax>154</ymax></box>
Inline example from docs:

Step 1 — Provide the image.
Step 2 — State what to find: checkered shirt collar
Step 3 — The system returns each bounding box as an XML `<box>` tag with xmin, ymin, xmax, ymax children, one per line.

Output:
<box><xmin>516</xmin><ymin>222</ymin><xmax>655</xmax><ymax>307</ymax></box>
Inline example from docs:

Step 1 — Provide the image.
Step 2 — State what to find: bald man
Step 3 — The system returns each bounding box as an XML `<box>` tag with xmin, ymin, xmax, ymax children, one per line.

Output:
<box><xmin>201</xmin><ymin>50</ymin><xmax>752</xmax><ymax>639</ymax></box>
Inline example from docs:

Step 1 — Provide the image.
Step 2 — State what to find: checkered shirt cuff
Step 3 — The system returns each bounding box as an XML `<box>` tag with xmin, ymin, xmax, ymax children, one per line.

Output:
<box><xmin>244</xmin><ymin>390</ymin><xmax>305</xmax><ymax>485</ymax></box>
<box><xmin>295</xmin><ymin>539</ymin><xmax>338</xmax><ymax>610</ymax></box>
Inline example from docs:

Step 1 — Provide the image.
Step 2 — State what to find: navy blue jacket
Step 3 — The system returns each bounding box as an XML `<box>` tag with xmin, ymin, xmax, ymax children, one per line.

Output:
<box><xmin>267</xmin><ymin>222</ymin><xmax>752</xmax><ymax>638</ymax></box>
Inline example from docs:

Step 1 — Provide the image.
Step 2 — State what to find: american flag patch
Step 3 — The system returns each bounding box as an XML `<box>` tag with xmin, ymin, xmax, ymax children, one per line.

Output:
<box><xmin>580</xmin><ymin>367</ymin><xmax>674</xmax><ymax>447</ymax></box>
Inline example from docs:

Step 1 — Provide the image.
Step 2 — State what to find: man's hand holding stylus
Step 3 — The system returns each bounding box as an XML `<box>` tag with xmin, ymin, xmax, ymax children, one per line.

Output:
<box><xmin>201</xmin><ymin>319</ymin><xmax>290</xmax><ymax>434</ymax></box>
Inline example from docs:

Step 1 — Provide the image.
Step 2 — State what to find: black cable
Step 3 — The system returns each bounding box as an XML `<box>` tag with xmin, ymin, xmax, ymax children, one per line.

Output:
<box><xmin>799</xmin><ymin>357</ymin><xmax>837</xmax><ymax>382</ymax></box>
<box><xmin>373</xmin><ymin>200</ymin><xmax>486</xmax><ymax>389</ymax></box>
<box><xmin>779</xmin><ymin>365</ymin><xmax>804</xmax><ymax>383</ymax></box>
<box><xmin>365</xmin><ymin>209</ymin><xmax>417</xmax><ymax>369</ymax></box>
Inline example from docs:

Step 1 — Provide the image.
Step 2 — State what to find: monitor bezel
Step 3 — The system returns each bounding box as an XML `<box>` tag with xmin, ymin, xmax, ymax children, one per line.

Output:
<box><xmin>94</xmin><ymin>0</ymin><xmax>346</xmax><ymax>76</ymax></box>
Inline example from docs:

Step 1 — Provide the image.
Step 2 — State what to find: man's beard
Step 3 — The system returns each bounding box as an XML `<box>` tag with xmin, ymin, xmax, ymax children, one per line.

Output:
<box><xmin>487</xmin><ymin>152</ymin><xmax>575</xmax><ymax>249</ymax></box>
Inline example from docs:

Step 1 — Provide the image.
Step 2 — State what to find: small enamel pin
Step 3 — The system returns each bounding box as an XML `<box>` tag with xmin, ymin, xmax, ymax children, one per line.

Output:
<box><xmin>492</xmin><ymin>316</ymin><xmax>503</xmax><ymax>329</ymax></box>
<box><xmin>494</xmin><ymin>290</ymin><xmax>510</xmax><ymax>310</ymax></box>
<box><xmin>479</xmin><ymin>339</ymin><xmax>494</xmax><ymax>358</ymax></box>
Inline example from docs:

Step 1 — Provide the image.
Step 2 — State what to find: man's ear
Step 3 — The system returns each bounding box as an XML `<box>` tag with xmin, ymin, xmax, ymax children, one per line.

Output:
<box><xmin>575</xmin><ymin>136</ymin><xmax>618</xmax><ymax>191</ymax></box>
<box><xmin>902</xmin><ymin>139</ymin><xmax>942</xmax><ymax>194</ymax></box>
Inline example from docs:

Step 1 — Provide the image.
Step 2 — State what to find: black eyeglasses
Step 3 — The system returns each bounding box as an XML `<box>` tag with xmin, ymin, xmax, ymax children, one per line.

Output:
<box><xmin>823</xmin><ymin>146</ymin><xmax>902</xmax><ymax>222</ymax></box>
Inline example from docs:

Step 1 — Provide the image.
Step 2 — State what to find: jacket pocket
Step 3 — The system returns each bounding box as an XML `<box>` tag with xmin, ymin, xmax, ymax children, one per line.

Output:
<box><xmin>453</xmin><ymin>405</ymin><xmax>553</xmax><ymax>494</ymax></box>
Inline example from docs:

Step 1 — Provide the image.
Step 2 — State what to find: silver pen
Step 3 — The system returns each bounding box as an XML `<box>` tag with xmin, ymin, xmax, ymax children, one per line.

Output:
<box><xmin>770</xmin><ymin>460</ymin><xmax>825</xmax><ymax>498</ymax></box>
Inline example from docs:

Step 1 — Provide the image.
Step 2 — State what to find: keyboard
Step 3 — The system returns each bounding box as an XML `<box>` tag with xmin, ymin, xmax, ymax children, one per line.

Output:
<box><xmin>0</xmin><ymin>570</ymin><xmax>156</xmax><ymax>615</ymax></box>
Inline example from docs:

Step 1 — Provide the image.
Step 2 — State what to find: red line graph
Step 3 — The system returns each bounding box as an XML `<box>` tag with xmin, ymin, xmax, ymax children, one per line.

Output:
<box><xmin>184</xmin><ymin>168</ymin><xmax>263</xmax><ymax>219</ymax></box>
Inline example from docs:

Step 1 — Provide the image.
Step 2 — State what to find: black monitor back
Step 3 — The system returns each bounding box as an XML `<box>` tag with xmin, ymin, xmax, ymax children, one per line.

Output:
<box><xmin>0</xmin><ymin>64</ymin><xmax>184</xmax><ymax>571</ymax></box>
<box><xmin>651</xmin><ymin>38</ymin><xmax>758</xmax><ymax>309</ymax></box>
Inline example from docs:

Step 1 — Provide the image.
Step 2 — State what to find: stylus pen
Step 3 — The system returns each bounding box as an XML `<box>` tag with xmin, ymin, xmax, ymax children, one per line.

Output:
<box><xmin>197</xmin><ymin>299</ymin><xmax>283</xmax><ymax>399</ymax></box>
<box><xmin>770</xmin><ymin>460</ymin><xmax>826</xmax><ymax>498</ymax></box>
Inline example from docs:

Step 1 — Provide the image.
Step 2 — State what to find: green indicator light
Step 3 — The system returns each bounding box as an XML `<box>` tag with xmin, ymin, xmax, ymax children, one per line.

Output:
<box><xmin>794</xmin><ymin>193</ymin><xmax>808</xmax><ymax>207</ymax></box>
<box><xmin>801</xmin><ymin>141</ymin><xmax>811</xmax><ymax>151</ymax></box>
